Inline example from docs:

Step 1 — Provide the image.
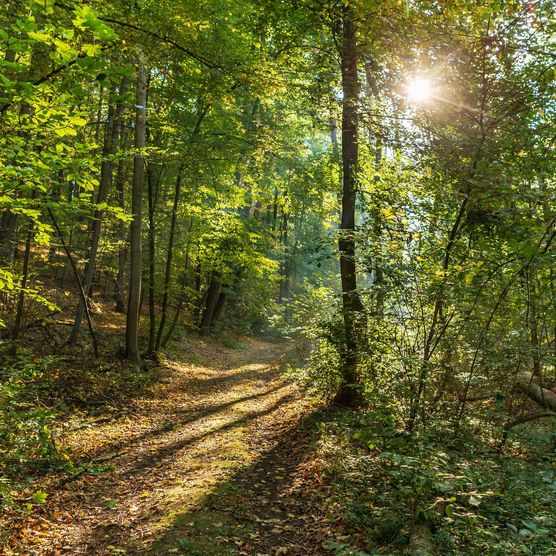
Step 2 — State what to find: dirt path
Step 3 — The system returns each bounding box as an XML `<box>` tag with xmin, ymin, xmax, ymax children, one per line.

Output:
<box><xmin>12</xmin><ymin>337</ymin><xmax>328</xmax><ymax>556</ymax></box>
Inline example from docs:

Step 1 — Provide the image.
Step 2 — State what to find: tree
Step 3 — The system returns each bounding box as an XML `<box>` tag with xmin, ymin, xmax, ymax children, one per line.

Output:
<box><xmin>125</xmin><ymin>57</ymin><xmax>147</xmax><ymax>368</ymax></box>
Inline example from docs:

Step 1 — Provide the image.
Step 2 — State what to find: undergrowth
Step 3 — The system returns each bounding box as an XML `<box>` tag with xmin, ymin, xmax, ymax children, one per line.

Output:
<box><xmin>0</xmin><ymin>341</ymin><xmax>160</xmax><ymax>518</ymax></box>
<box><xmin>315</xmin><ymin>410</ymin><xmax>556</xmax><ymax>556</ymax></box>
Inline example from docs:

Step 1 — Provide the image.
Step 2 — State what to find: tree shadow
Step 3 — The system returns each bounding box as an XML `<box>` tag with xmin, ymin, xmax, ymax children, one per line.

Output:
<box><xmin>128</xmin><ymin>409</ymin><xmax>331</xmax><ymax>556</ymax></box>
<box><xmin>118</xmin><ymin>389</ymin><xmax>298</xmax><ymax>478</ymax></box>
<box><xmin>86</xmin><ymin>382</ymin><xmax>289</xmax><ymax>461</ymax></box>
<box><xmin>64</xmin><ymin>392</ymin><xmax>332</xmax><ymax>555</ymax></box>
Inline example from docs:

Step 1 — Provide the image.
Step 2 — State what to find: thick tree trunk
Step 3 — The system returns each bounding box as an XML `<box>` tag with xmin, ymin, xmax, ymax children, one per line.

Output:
<box><xmin>155</xmin><ymin>164</ymin><xmax>183</xmax><ymax>351</ymax></box>
<box><xmin>211</xmin><ymin>291</ymin><xmax>227</xmax><ymax>330</ymax></box>
<box><xmin>335</xmin><ymin>6</ymin><xmax>364</xmax><ymax>407</ymax></box>
<box><xmin>125</xmin><ymin>58</ymin><xmax>147</xmax><ymax>368</ymax></box>
<box><xmin>69</xmin><ymin>84</ymin><xmax>117</xmax><ymax>343</ymax></box>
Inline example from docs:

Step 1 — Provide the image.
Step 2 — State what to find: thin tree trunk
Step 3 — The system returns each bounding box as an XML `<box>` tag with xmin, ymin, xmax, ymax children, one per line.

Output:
<box><xmin>114</xmin><ymin>151</ymin><xmax>129</xmax><ymax>313</ymax></box>
<box><xmin>48</xmin><ymin>208</ymin><xmax>98</xmax><ymax>357</ymax></box>
<box><xmin>163</xmin><ymin>264</ymin><xmax>187</xmax><ymax>347</ymax></box>
<box><xmin>146</xmin><ymin>163</ymin><xmax>158</xmax><ymax>355</ymax></box>
<box><xmin>194</xmin><ymin>261</ymin><xmax>203</xmax><ymax>324</ymax></box>
<box><xmin>163</xmin><ymin>218</ymin><xmax>194</xmax><ymax>346</ymax></box>
<box><xmin>272</xmin><ymin>189</ymin><xmax>279</xmax><ymax>233</ymax></box>
<box><xmin>113</xmin><ymin>79</ymin><xmax>129</xmax><ymax>313</ymax></box>
<box><xmin>155</xmin><ymin>164</ymin><xmax>183</xmax><ymax>351</ymax></box>
<box><xmin>125</xmin><ymin>58</ymin><xmax>147</xmax><ymax>368</ymax></box>
<box><xmin>12</xmin><ymin>206</ymin><xmax>33</xmax><ymax>341</ymax></box>
<box><xmin>528</xmin><ymin>271</ymin><xmax>541</xmax><ymax>378</ymax></box>
<box><xmin>279</xmin><ymin>211</ymin><xmax>289</xmax><ymax>302</ymax></box>
<box><xmin>69</xmin><ymin>84</ymin><xmax>117</xmax><ymax>343</ymax></box>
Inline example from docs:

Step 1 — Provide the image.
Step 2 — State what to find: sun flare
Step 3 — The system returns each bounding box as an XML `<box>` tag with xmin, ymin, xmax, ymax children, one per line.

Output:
<box><xmin>406</xmin><ymin>77</ymin><xmax>433</xmax><ymax>103</ymax></box>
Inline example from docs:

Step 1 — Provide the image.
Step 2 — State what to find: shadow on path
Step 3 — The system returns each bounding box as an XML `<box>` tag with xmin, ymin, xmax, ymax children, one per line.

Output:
<box><xmin>134</xmin><ymin>409</ymin><xmax>330</xmax><ymax>556</ymax></box>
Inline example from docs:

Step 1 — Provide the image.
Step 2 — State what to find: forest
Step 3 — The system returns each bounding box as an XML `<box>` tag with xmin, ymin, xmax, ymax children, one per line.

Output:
<box><xmin>1</xmin><ymin>0</ymin><xmax>556</xmax><ymax>554</ymax></box>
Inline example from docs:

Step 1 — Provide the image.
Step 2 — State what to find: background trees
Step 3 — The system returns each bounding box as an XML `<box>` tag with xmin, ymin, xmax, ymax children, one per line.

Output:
<box><xmin>1</xmin><ymin>0</ymin><xmax>555</xmax><ymax>424</ymax></box>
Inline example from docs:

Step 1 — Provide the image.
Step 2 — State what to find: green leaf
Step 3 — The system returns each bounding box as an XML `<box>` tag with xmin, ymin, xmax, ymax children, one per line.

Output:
<box><xmin>105</xmin><ymin>498</ymin><xmax>117</xmax><ymax>510</ymax></box>
<box><xmin>33</xmin><ymin>490</ymin><xmax>48</xmax><ymax>504</ymax></box>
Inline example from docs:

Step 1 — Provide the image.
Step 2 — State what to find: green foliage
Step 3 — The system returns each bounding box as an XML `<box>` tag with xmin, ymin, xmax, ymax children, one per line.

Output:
<box><xmin>0</xmin><ymin>352</ymin><xmax>60</xmax><ymax>473</ymax></box>
<box><xmin>222</xmin><ymin>337</ymin><xmax>247</xmax><ymax>350</ymax></box>
<box><xmin>316</xmin><ymin>412</ymin><xmax>556</xmax><ymax>555</ymax></box>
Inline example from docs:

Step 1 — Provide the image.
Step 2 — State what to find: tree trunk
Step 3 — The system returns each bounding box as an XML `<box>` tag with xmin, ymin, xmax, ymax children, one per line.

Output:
<box><xmin>146</xmin><ymin>162</ymin><xmax>159</xmax><ymax>355</ymax></box>
<box><xmin>48</xmin><ymin>208</ymin><xmax>98</xmax><ymax>357</ymax></box>
<box><xmin>211</xmin><ymin>291</ymin><xmax>227</xmax><ymax>330</ymax></box>
<box><xmin>113</xmin><ymin>79</ymin><xmax>129</xmax><ymax>313</ymax></box>
<box><xmin>69</xmin><ymin>84</ymin><xmax>118</xmax><ymax>343</ymax></box>
<box><xmin>12</xmin><ymin>204</ymin><xmax>33</xmax><ymax>341</ymax></box>
<box><xmin>0</xmin><ymin>211</ymin><xmax>18</xmax><ymax>263</ymax></box>
<box><xmin>194</xmin><ymin>261</ymin><xmax>203</xmax><ymax>324</ymax></box>
<box><xmin>163</xmin><ymin>218</ymin><xmax>194</xmax><ymax>347</ymax></box>
<box><xmin>155</xmin><ymin>164</ymin><xmax>183</xmax><ymax>351</ymax></box>
<box><xmin>163</xmin><ymin>266</ymin><xmax>187</xmax><ymax>347</ymax></box>
<box><xmin>125</xmin><ymin>58</ymin><xmax>147</xmax><ymax>369</ymax></box>
<box><xmin>199</xmin><ymin>273</ymin><xmax>220</xmax><ymax>335</ymax></box>
<box><xmin>515</xmin><ymin>372</ymin><xmax>556</xmax><ymax>412</ymax></box>
<box><xmin>114</xmin><ymin>151</ymin><xmax>129</xmax><ymax>313</ymax></box>
<box><xmin>335</xmin><ymin>6</ymin><xmax>364</xmax><ymax>407</ymax></box>
<box><xmin>278</xmin><ymin>211</ymin><xmax>289</xmax><ymax>302</ymax></box>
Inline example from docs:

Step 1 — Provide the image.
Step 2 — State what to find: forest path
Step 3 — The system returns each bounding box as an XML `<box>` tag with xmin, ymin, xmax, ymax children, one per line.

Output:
<box><xmin>16</xmin><ymin>337</ymin><xmax>327</xmax><ymax>556</ymax></box>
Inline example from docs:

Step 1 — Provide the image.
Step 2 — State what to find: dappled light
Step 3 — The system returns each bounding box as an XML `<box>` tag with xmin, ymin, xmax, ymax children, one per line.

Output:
<box><xmin>2</xmin><ymin>1</ymin><xmax>556</xmax><ymax>555</ymax></box>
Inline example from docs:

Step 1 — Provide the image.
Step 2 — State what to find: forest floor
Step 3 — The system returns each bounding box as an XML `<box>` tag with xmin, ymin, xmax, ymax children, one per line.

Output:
<box><xmin>7</xmin><ymin>335</ymin><xmax>334</xmax><ymax>556</ymax></box>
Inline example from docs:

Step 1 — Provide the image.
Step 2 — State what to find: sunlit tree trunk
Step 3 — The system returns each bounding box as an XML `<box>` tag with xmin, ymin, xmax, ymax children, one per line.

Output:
<box><xmin>126</xmin><ymin>58</ymin><xmax>147</xmax><ymax>368</ymax></box>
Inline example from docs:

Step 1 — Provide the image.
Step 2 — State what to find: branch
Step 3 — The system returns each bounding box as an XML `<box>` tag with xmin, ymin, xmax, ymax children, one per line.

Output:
<box><xmin>504</xmin><ymin>411</ymin><xmax>556</xmax><ymax>431</ymax></box>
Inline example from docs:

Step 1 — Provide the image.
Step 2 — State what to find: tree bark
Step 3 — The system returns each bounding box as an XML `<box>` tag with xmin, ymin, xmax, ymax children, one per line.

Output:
<box><xmin>155</xmin><ymin>164</ymin><xmax>183</xmax><ymax>351</ymax></box>
<box><xmin>515</xmin><ymin>372</ymin><xmax>556</xmax><ymax>412</ymax></box>
<box><xmin>113</xmin><ymin>78</ymin><xmax>129</xmax><ymax>313</ymax></box>
<box><xmin>278</xmin><ymin>211</ymin><xmax>289</xmax><ymax>302</ymax></box>
<box><xmin>125</xmin><ymin>58</ymin><xmax>147</xmax><ymax>368</ymax></box>
<box><xmin>211</xmin><ymin>290</ymin><xmax>227</xmax><ymax>330</ymax></box>
<box><xmin>146</xmin><ymin>162</ymin><xmax>159</xmax><ymax>355</ymax></box>
<box><xmin>12</xmin><ymin>201</ymin><xmax>33</xmax><ymax>341</ymax></box>
<box><xmin>335</xmin><ymin>6</ymin><xmax>364</xmax><ymax>407</ymax></box>
<box><xmin>48</xmin><ymin>208</ymin><xmax>98</xmax><ymax>357</ymax></box>
<box><xmin>199</xmin><ymin>273</ymin><xmax>220</xmax><ymax>335</ymax></box>
<box><xmin>163</xmin><ymin>218</ymin><xmax>194</xmax><ymax>346</ymax></box>
<box><xmin>69</xmin><ymin>84</ymin><xmax>118</xmax><ymax>343</ymax></box>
